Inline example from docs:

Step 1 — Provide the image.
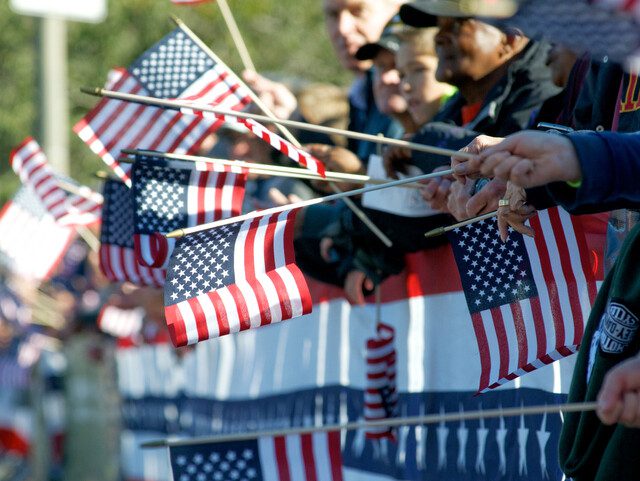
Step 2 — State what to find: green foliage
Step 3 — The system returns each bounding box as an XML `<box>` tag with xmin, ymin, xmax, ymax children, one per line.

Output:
<box><xmin>0</xmin><ymin>0</ymin><xmax>350</xmax><ymax>204</ymax></box>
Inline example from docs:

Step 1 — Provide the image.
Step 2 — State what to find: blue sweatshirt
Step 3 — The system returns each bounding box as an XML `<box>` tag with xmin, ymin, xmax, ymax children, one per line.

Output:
<box><xmin>546</xmin><ymin>131</ymin><xmax>640</xmax><ymax>213</ymax></box>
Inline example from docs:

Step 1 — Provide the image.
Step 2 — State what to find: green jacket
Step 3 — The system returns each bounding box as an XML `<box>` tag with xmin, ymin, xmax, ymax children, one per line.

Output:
<box><xmin>559</xmin><ymin>224</ymin><xmax>640</xmax><ymax>481</ymax></box>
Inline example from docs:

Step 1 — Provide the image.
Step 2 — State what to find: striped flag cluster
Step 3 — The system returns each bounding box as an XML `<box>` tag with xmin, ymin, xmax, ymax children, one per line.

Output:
<box><xmin>170</xmin><ymin>431</ymin><xmax>344</xmax><ymax>481</ymax></box>
<box><xmin>132</xmin><ymin>154</ymin><xmax>247</xmax><ymax>269</ymax></box>
<box><xmin>164</xmin><ymin>209</ymin><xmax>312</xmax><ymax>347</ymax></box>
<box><xmin>97</xmin><ymin>305</ymin><xmax>145</xmax><ymax>339</ymax></box>
<box><xmin>0</xmin><ymin>188</ymin><xmax>76</xmax><ymax>281</ymax></box>
<box><xmin>183</xmin><ymin>109</ymin><xmax>327</xmax><ymax>177</ymax></box>
<box><xmin>364</xmin><ymin>323</ymin><xmax>398</xmax><ymax>440</ymax></box>
<box><xmin>74</xmin><ymin>27</ymin><xmax>252</xmax><ymax>186</ymax></box>
<box><xmin>10</xmin><ymin>137</ymin><xmax>101</xmax><ymax>227</ymax></box>
<box><xmin>99</xmin><ymin>179</ymin><xmax>166</xmax><ymax>287</ymax></box>
<box><xmin>448</xmin><ymin>207</ymin><xmax>597</xmax><ymax>393</ymax></box>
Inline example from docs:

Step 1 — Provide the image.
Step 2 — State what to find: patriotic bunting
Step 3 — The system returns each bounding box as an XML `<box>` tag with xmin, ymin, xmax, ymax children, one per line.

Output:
<box><xmin>164</xmin><ymin>209</ymin><xmax>311</xmax><ymax>347</ymax></box>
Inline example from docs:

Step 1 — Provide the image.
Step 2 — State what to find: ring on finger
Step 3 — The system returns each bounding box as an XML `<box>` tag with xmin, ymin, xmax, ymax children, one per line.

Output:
<box><xmin>498</xmin><ymin>198</ymin><xmax>510</xmax><ymax>207</ymax></box>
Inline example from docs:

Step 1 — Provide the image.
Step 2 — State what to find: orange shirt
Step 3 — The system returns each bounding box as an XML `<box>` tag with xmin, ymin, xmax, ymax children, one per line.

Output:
<box><xmin>461</xmin><ymin>101</ymin><xmax>483</xmax><ymax>126</ymax></box>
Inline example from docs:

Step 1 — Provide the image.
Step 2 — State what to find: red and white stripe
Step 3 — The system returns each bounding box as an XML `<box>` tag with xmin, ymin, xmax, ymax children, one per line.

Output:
<box><xmin>472</xmin><ymin>207</ymin><xmax>597</xmax><ymax>393</ymax></box>
<box><xmin>364</xmin><ymin>323</ymin><xmax>397</xmax><ymax>439</ymax></box>
<box><xmin>256</xmin><ymin>431</ymin><xmax>344</xmax><ymax>481</ymax></box>
<box><xmin>99</xmin><ymin>244</ymin><xmax>166</xmax><ymax>288</ymax></box>
<box><xmin>0</xmin><ymin>193</ymin><xmax>76</xmax><ymax>281</ymax></box>
<box><xmin>10</xmin><ymin>138</ymin><xmax>102</xmax><ymax>226</ymax></box>
<box><xmin>74</xmin><ymin>63</ymin><xmax>251</xmax><ymax>186</ymax></box>
<box><xmin>183</xmin><ymin>109</ymin><xmax>327</xmax><ymax>177</ymax></box>
<box><xmin>165</xmin><ymin>209</ymin><xmax>312</xmax><ymax>347</ymax></box>
<box><xmin>134</xmin><ymin>162</ymin><xmax>246</xmax><ymax>269</ymax></box>
<box><xmin>98</xmin><ymin>306</ymin><xmax>145</xmax><ymax>339</ymax></box>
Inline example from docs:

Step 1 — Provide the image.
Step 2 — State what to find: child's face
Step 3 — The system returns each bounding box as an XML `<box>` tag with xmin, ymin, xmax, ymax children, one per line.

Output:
<box><xmin>397</xmin><ymin>44</ymin><xmax>443</xmax><ymax>126</ymax></box>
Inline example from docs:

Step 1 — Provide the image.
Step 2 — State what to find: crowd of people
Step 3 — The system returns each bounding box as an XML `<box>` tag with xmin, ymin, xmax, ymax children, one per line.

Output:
<box><xmin>1</xmin><ymin>0</ymin><xmax>639</xmax><ymax>479</ymax></box>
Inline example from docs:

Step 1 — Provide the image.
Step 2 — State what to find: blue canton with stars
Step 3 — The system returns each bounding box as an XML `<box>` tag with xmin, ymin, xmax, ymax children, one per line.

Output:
<box><xmin>128</xmin><ymin>28</ymin><xmax>215</xmax><ymax>99</ymax></box>
<box><xmin>171</xmin><ymin>440</ymin><xmax>262</xmax><ymax>481</ymax></box>
<box><xmin>132</xmin><ymin>155</ymin><xmax>189</xmax><ymax>235</ymax></box>
<box><xmin>448</xmin><ymin>219</ymin><xmax>538</xmax><ymax>313</ymax></box>
<box><xmin>100</xmin><ymin>180</ymin><xmax>135</xmax><ymax>248</ymax></box>
<box><xmin>164</xmin><ymin>223</ymin><xmax>241</xmax><ymax>306</ymax></box>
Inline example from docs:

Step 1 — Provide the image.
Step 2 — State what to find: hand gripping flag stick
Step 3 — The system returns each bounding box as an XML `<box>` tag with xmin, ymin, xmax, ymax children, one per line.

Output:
<box><xmin>424</xmin><ymin>210</ymin><xmax>499</xmax><ymax>238</ymax></box>
<box><xmin>165</xmin><ymin>169</ymin><xmax>455</xmax><ymax>238</ymax></box>
<box><xmin>141</xmin><ymin>401</ymin><xmax>597</xmax><ymax>448</ymax></box>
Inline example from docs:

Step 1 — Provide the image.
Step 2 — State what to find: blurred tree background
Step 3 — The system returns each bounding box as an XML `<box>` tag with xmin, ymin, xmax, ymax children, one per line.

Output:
<box><xmin>0</xmin><ymin>0</ymin><xmax>350</xmax><ymax>203</ymax></box>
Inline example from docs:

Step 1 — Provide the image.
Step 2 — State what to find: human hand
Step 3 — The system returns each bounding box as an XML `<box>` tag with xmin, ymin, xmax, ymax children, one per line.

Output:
<box><xmin>419</xmin><ymin>166</ymin><xmax>454</xmax><ymax>213</ymax></box>
<box><xmin>453</xmin><ymin>131</ymin><xmax>582</xmax><ymax>188</ymax></box>
<box><xmin>242</xmin><ymin>70</ymin><xmax>298</xmax><ymax>120</ymax></box>
<box><xmin>597</xmin><ymin>354</ymin><xmax>640</xmax><ymax>428</ymax></box>
<box><xmin>496</xmin><ymin>182</ymin><xmax>536</xmax><ymax>241</ymax></box>
<box><xmin>268</xmin><ymin>187</ymin><xmax>303</xmax><ymax>206</ymax></box>
<box><xmin>344</xmin><ymin>270</ymin><xmax>374</xmax><ymax>306</ymax></box>
<box><xmin>383</xmin><ymin>145</ymin><xmax>412</xmax><ymax>179</ymax></box>
<box><xmin>447</xmin><ymin>179</ymin><xmax>476</xmax><ymax>221</ymax></box>
<box><xmin>452</xmin><ymin>134</ymin><xmax>504</xmax><ymax>182</ymax></box>
<box><xmin>466</xmin><ymin>177</ymin><xmax>507</xmax><ymax>218</ymax></box>
<box><xmin>305</xmin><ymin>144</ymin><xmax>363</xmax><ymax>192</ymax></box>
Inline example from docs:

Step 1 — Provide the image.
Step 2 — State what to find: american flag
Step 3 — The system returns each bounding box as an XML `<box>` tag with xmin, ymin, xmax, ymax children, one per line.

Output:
<box><xmin>99</xmin><ymin>179</ymin><xmax>166</xmax><ymax>287</ymax></box>
<box><xmin>183</xmin><ymin>110</ymin><xmax>327</xmax><ymax>177</ymax></box>
<box><xmin>10</xmin><ymin>137</ymin><xmax>102</xmax><ymax>227</ymax></box>
<box><xmin>448</xmin><ymin>207</ymin><xmax>597</xmax><ymax>393</ymax></box>
<box><xmin>0</xmin><ymin>188</ymin><xmax>76</xmax><ymax>281</ymax></box>
<box><xmin>364</xmin><ymin>322</ymin><xmax>397</xmax><ymax>440</ymax></box>
<box><xmin>132</xmin><ymin>154</ymin><xmax>246</xmax><ymax>269</ymax></box>
<box><xmin>170</xmin><ymin>431</ymin><xmax>344</xmax><ymax>481</ymax></box>
<box><xmin>97</xmin><ymin>305</ymin><xmax>145</xmax><ymax>339</ymax></box>
<box><xmin>164</xmin><ymin>209</ymin><xmax>312</xmax><ymax>347</ymax></box>
<box><xmin>74</xmin><ymin>27</ymin><xmax>252</xmax><ymax>186</ymax></box>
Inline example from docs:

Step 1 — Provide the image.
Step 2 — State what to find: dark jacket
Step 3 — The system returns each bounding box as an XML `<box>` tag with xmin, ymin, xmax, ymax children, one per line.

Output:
<box><xmin>298</xmin><ymin>40</ymin><xmax>562</xmax><ymax>288</ymax></box>
<box><xmin>546</xmin><ymin>131</ymin><xmax>640</xmax><ymax>214</ymax></box>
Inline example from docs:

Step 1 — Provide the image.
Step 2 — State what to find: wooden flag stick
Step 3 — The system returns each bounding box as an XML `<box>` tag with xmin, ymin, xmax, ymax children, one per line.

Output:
<box><xmin>121</xmin><ymin>149</ymin><xmax>421</xmax><ymax>189</ymax></box>
<box><xmin>166</xmin><ymin>169</ymin><xmax>453</xmax><ymax>238</ymax></box>
<box><xmin>82</xmin><ymin>87</ymin><xmax>473</xmax><ymax>160</ymax></box>
<box><xmin>57</xmin><ymin>179</ymin><xmax>104</xmax><ymax>204</ymax></box>
<box><xmin>141</xmin><ymin>401</ymin><xmax>597</xmax><ymax>448</ymax></box>
<box><xmin>424</xmin><ymin>210</ymin><xmax>498</xmax><ymax>238</ymax></box>
<box><xmin>215</xmin><ymin>0</ymin><xmax>256</xmax><ymax>72</ymax></box>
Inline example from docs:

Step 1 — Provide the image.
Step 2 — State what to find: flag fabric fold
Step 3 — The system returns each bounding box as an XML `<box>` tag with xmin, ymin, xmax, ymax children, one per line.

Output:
<box><xmin>164</xmin><ymin>208</ymin><xmax>312</xmax><ymax>347</ymax></box>
<box><xmin>448</xmin><ymin>207</ymin><xmax>597</xmax><ymax>393</ymax></box>
<box><xmin>74</xmin><ymin>28</ymin><xmax>252</xmax><ymax>185</ymax></box>
<box><xmin>99</xmin><ymin>179</ymin><xmax>166</xmax><ymax>287</ymax></box>
<box><xmin>170</xmin><ymin>431</ymin><xmax>344</xmax><ymax>481</ymax></box>
<box><xmin>10</xmin><ymin>137</ymin><xmax>101</xmax><ymax>227</ymax></box>
<box><xmin>132</xmin><ymin>154</ymin><xmax>246</xmax><ymax>269</ymax></box>
<box><xmin>364</xmin><ymin>322</ymin><xmax>398</xmax><ymax>440</ymax></box>
<box><xmin>97</xmin><ymin>305</ymin><xmax>145</xmax><ymax>339</ymax></box>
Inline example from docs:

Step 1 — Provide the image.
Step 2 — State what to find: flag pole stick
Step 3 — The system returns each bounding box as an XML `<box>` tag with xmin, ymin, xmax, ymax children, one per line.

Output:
<box><xmin>166</xmin><ymin>169</ymin><xmax>453</xmax><ymax>238</ymax></box>
<box><xmin>424</xmin><ymin>210</ymin><xmax>498</xmax><ymax>238</ymax></box>
<box><xmin>120</xmin><ymin>149</ymin><xmax>421</xmax><ymax>189</ymax></box>
<box><xmin>82</xmin><ymin>87</ymin><xmax>473</xmax><ymax>160</ymax></box>
<box><xmin>215</xmin><ymin>0</ymin><xmax>256</xmax><ymax>72</ymax></box>
<box><xmin>57</xmin><ymin>179</ymin><xmax>104</xmax><ymax>204</ymax></box>
<box><xmin>169</xmin><ymin>18</ymin><xmax>394</xmax><ymax>247</ymax></box>
<box><xmin>141</xmin><ymin>401</ymin><xmax>597</xmax><ymax>448</ymax></box>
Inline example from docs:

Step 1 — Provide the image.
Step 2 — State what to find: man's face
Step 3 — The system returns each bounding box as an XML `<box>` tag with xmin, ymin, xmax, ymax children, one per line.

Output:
<box><xmin>372</xmin><ymin>49</ymin><xmax>407</xmax><ymax>116</ymax></box>
<box><xmin>323</xmin><ymin>0</ymin><xmax>398</xmax><ymax>72</ymax></box>
<box><xmin>434</xmin><ymin>17</ymin><xmax>505</xmax><ymax>85</ymax></box>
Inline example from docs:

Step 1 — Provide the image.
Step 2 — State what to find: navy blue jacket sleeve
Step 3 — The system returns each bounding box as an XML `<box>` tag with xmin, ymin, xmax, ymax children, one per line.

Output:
<box><xmin>546</xmin><ymin>131</ymin><xmax>640</xmax><ymax>213</ymax></box>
